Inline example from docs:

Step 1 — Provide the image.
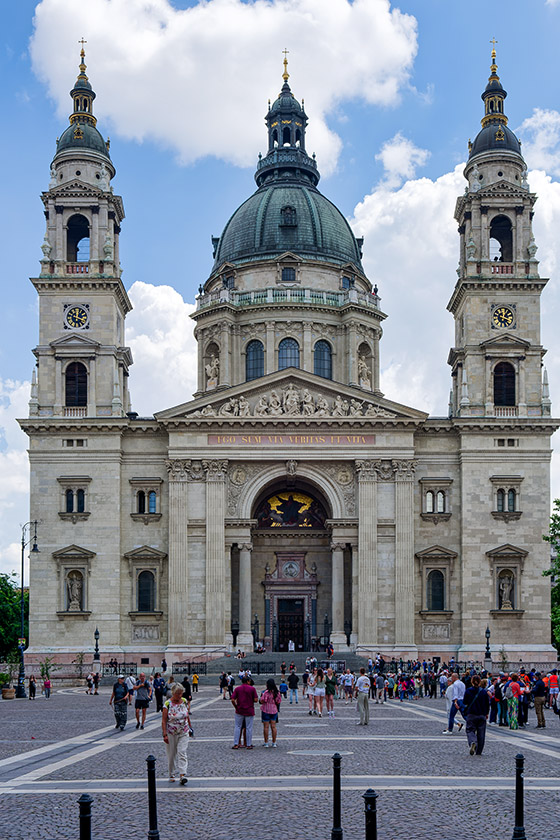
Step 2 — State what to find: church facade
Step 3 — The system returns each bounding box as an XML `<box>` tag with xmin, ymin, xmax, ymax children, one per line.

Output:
<box><xmin>21</xmin><ymin>49</ymin><xmax>557</xmax><ymax>666</ymax></box>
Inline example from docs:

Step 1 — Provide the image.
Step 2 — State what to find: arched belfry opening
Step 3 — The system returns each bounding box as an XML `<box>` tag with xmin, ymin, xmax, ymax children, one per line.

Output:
<box><xmin>67</xmin><ymin>214</ymin><xmax>90</xmax><ymax>262</ymax></box>
<box><xmin>489</xmin><ymin>214</ymin><xmax>513</xmax><ymax>262</ymax></box>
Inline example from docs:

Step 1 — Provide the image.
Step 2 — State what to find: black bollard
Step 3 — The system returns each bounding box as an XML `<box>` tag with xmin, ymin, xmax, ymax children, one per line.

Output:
<box><xmin>146</xmin><ymin>754</ymin><xmax>160</xmax><ymax>840</ymax></box>
<box><xmin>512</xmin><ymin>753</ymin><xmax>526</xmax><ymax>840</ymax></box>
<box><xmin>363</xmin><ymin>788</ymin><xmax>378</xmax><ymax>840</ymax></box>
<box><xmin>78</xmin><ymin>793</ymin><xmax>93</xmax><ymax>840</ymax></box>
<box><xmin>331</xmin><ymin>752</ymin><xmax>343</xmax><ymax>840</ymax></box>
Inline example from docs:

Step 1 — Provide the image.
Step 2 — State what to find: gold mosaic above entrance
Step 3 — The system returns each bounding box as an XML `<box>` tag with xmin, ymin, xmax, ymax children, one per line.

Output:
<box><xmin>256</xmin><ymin>492</ymin><xmax>327</xmax><ymax>529</ymax></box>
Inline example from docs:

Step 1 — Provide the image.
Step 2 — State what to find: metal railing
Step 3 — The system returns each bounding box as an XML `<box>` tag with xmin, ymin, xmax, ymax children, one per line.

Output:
<box><xmin>196</xmin><ymin>286</ymin><xmax>380</xmax><ymax>312</ymax></box>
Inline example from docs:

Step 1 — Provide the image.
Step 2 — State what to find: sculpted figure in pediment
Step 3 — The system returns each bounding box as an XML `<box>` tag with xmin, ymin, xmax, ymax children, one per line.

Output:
<box><xmin>238</xmin><ymin>396</ymin><xmax>251</xmax><ymax>417</ymax></box>
<box><xmin>219</xmin><ymin>397</ymin><xmax>238</xmax><ymax>417</ymax></box>
<box><xmin>332</xmin><ymin>395</ymin><xmax>348</xmax><ymax>416</ymax></box>
<box><xmin>302</xmin><ymin>389</ymin><xmax>315</xmax><ymax>416</ymax></box>
<box><xmin>201</xmin><ymin>404</ymin><xmax>216</xmax><ymax>417</ymax></box>
<box><xmin>269</xmin><ymin>391</ymin><xmax>282</xmax><ymax>414</ymax></box>
<box><xmin>283</xmin><ymin>383</ymin><xmax>301</xmax><ymax>415</ymax></box>
<box><xmin>315</xmin><ymin>396</ymin><xmax>329</xmax><ymax>416</ymax></box>
<box><xmin>349</xmin><ymin>398</ymin><xmax>363</xmax><ymax>416</ymax></box>
<box><xmin>255</xmin><ymin>395</ymin><xmax>269</xmax><ymax>416</ymax></box>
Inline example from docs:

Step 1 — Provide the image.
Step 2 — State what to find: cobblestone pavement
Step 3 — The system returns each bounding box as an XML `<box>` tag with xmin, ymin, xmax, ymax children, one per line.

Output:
<box><xmin>0</xmin><ymin>683</ymin><xmax>559</xmax><ymax>839</ymax></box>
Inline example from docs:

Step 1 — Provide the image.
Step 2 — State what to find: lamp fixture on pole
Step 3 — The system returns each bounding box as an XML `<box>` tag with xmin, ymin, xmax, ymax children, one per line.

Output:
<box><xmin>92</xmin><ymin>627</ymin><xmax>101</xmax><ymax>674</ymax></box>
<box><xmin>16</xmin><ymin>521</ymin><xmax>39</xmax><ymax>699</ymax></box>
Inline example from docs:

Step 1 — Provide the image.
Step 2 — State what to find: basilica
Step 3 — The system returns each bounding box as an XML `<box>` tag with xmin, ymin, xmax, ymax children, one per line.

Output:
<box><xmin>21</xmin><ymin>47</ymin><xmax>557</xmax><ymax>666</ymax></box>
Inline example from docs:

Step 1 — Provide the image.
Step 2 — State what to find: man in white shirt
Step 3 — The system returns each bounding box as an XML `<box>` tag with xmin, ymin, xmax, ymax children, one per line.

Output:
<box><xmin>355</xmin><ymin>668</ymin><xmax>371</xmax><ymax>725</ymax></box>
<box><xmin>444</xmin><ymin>673</ymin><xmax>465</xmax><ymax>733</ymax></box>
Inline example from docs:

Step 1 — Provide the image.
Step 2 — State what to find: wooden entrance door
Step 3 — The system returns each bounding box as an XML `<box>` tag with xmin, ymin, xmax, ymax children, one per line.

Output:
<box><xmin>278</xmin><ymin>598</ymin><xmax>304</xmax><ymax>651</ymax></box>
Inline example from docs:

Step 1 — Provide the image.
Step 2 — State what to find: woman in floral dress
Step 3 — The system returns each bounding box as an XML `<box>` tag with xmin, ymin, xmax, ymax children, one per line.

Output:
<box><xmin>162</xmin><ymin>683</ymin><xmax>191</xmax><ymax>785</ymax></box>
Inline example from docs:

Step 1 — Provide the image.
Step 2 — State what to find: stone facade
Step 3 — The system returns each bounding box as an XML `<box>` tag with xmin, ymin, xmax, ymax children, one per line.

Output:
<box><xmin>20</xmin><ymin>52</ymin><xmax>558</xmax><ymax>666</ymax></box>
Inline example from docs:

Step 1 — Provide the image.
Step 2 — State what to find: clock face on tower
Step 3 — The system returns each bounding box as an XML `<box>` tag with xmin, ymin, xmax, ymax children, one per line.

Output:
<box><xmin>64</xmin><ymin>305</ymin><xmax>89</xmax><ymax>330</ymax></box>
<box><xmin>492</xmin><ymin>306</ymin><xmax>515</xmax><ymax>329</ymax></box>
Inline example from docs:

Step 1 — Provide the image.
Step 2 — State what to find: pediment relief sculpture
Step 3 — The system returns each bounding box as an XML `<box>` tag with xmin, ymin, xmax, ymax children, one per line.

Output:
<box><xmin>188</xmin><ymin>384</ymin><xmax>397</xmax><ymax>420</ymax></box>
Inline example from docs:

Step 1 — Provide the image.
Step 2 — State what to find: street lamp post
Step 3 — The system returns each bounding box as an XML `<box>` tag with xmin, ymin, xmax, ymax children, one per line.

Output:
<box><xmin>16</xmin><ymin>521</ymin><xmax>39</xmax><ymax>699</ymax></box>
<box><xmin>92</xmin><ymin>627</ymin><xmax>101</xmax><ymax>674</ymax></box>
<box><xmin>484</xmin><ymin>625</ymin><xmax>492</xmax><ymax>674</ymax></box>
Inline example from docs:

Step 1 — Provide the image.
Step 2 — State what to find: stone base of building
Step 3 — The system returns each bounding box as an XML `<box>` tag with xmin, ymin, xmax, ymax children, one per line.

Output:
<box><xmin>355</xmin><ymin>644</ymin><xmax>419</xmax><ymax>660</ymax></box>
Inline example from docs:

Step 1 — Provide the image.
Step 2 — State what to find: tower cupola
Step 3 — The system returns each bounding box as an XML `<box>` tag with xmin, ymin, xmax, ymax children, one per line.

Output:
<box><xmin>256</xmin><ymin>52</ymin><xmax>319</xmax><ymax>188</ymax></box>
<box><xmin>468</xmin><ymin>44</ymin><xmax>522</xmax><ymax>162</ymax></box>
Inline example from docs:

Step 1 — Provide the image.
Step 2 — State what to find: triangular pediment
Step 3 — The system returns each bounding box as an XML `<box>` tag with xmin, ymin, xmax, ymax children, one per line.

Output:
<box><xmin>52</xmin><ymin>544</ymin><xmax>96</xmax><ymax>560</ymax></box>
<box><xmin>50</xmin><ymin>334</ymin><xmax>100</xmax><ymax>350</ymax></box>
<box><xmin>277</xmin><ymin>252</ymin><xmax>304</xmax><ymax>263</ymax></box>
<box><xmin>49</xmin><ymin>180</ymin><xmax>102</xmax><ymax>197</ymax></box>
<box><xmin>415</xmin><ymin>545</ymin><xmax>458</xmax><ymax>560</ymax></box>
<box><xmin>477</xmin><ymin>180</ymin><xmax>532</xmax><ymax>200</ymax></box>
<box><xmin>155</xmin><ymin>369</ymin><xmax>428</xmax><ymax>423</ymax></box>
<box><xmin>123</xmin><ymin>545</ymin><xmax>167</xmax><ymax>561</ymax></box>
<box><xmin>480</xmin><ymin>334</ymin><xmax>530</xmax><ymax>350</ymax></box>
<box><xmin>486</xmin><ymin>543</ymin><xmax>528</xmax><ymax>558</ymax></box>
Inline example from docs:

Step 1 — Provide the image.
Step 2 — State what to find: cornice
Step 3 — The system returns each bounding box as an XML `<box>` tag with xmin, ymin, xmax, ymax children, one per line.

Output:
<box><xmin>159</xmin><ymin>416</ymin><xmax>423</xmax><ymax>430</ymax></box>
<box><xmin>447</xmin><ymin>277</ymin><xmax>548</xmax><ymax>313</ymax></box>
<box><xmin>31</xmin><ymin>275</ymin><xmax>132</xmax><ymax>314</ymax></box>
<box><xmin>19</xmin><ymin>418</ymin><xmax>129</xmax><ymax>434</ymax></box>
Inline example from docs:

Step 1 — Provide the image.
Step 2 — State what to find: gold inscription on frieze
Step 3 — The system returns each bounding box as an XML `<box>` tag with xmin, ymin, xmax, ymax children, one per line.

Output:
<box><xmin>208</xmin><ymin>434</ymin><xmax>375</xmax><ymax>446</ymax></box>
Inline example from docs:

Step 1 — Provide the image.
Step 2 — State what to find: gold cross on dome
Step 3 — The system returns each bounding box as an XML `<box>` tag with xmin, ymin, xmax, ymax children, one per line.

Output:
<box><xmin>79</xmin><ymin>37</ymin><xmax>87</xmax><ymax>50</ymax></box>
<box><xmin>490</xmin><ymin>37</ymin><xmax>498</xmax><ymax>59</ymax></box>
<box><xmin>282</xmin><ymin>47</ymin><xmax>289</xmax><ymax>81</ymax></box>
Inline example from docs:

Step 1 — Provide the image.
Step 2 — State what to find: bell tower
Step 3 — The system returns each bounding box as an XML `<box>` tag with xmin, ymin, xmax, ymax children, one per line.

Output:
<box><xmin>447</xmin><ymin>46</ymin><xmax>550</xmax><ymax>419</ymax></box>
<box><xmin>30</xmin><ymin>45</ymin><xmax>133</xmax><ymax>419</ymax></box>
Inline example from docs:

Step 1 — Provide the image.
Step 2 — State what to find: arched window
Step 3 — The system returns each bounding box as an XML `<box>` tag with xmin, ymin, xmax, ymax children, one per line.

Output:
<box><xmin>283</xmin><ymin>126</ymin><xmax>291</xmax><ymax>145</ymax></box>
<box><xmin>65</xmin><ymin>362</ymin><xmax>87</xmax><ymax>407</ymax></box>
<box><xmin>436</xmin><ymin>491</ymin><xmax>445</xmax><ymax>513</ymax></box>
<box><xmin>278</xmin><ymin>338</ymin><xmax>300</xmax><ymax>370</ymax></box>
<box><xmin>272</xmin><ymin>129</ymin><xmax>278</xmax><ymax>146</ymax></box>
<box><xmin>66</xmin><ymin>489</ymin><xmax>74</xmax><ymax>513</ymax></box>
<box><xmin>137</xmin><ymin>490</ymin><xmax>146</xmax><ymax>514</ymax></box>
<box><xmin>246</xmin><ymin>340</ymin><xmax>264</xmax><ymax>381</ymax></box>
<box><xmin>76</xmin><ymin>489</ymin><xmax>85</xmax><ymax>513</ymax></box>
<box><xmin>508</xmin><ymin>489</ymin><xmax>516</xmax><ymax>512</ymax></box>
<box><xmin>494</xmin><ymin>362</ymin><xmax>515</xmax><ymax>406</ymax></box>
<box><xmin>137</xmin><ymin>570</ymin><xmax>155</xmax><ymax>612</ymax></box>
<box><xmin>314</xmin><ymin>340</ymin><xmax>332</xmax><ymax>379</ymax></box>
<box><xmin>489</xmin><ymin>214</ymin><xmax>513</xmax><ymax>262</ymax></box>
<box><xmin>425</xmin><ymin>491</ymin><xmax>434</xmax><ymax>513</ymax></box>
<box><xmin>427</xmin><ymin>570</ymin><xmax>445</xmax><ymax>611</ymax></box>
<box><xmin>148</xmin><ymin>491</ymin><xmax>157</xmax><ymax>514</ymax></box>
<box><xmin>497</xmin><ymin>489</ymin><xmax>505</xmax><ymax>512</ymax></box>
<box><xmin>295</xmin><ymin>129</ymin><xmax>301</xmax><ymax>146</ymax></box>
<box><xmin>67</xmin><ymin>214</ymin><xmax>90</xmax><ymax>262</ymax></box>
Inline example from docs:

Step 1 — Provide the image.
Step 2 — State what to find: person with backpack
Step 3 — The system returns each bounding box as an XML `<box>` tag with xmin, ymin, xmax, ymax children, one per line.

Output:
<box><xmin>153</xmin><ymin>672</ymin><xmax>167</xmax><ymax>713</ymax></box>
<box><xmin>463</xmin><ymin>674</ymin><xmax>490</xmax><ymax>755</ymax></box>
<box><xmin>109</xmin><ymin>674</ymin><xmax>129</xmax><ymax>730</ymax></box>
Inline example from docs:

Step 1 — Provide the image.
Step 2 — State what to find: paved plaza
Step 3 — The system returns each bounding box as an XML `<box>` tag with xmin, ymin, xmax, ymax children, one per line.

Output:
<box><xmin>0</xmin><ymin>681</ymin><xmax>559</xmax><ymax>839</ymax></box>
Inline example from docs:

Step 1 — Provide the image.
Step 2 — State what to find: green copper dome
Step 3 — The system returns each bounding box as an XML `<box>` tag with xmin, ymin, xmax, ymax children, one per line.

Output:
<box><xmin>56</xmin><ymin>122</ymin><xmax>111</xmax><ymax>159</ymax></box>
<box><xmin>212</xmin><ymin>183</ymin><xmax>363</xmax><ymax>270</ymax></box>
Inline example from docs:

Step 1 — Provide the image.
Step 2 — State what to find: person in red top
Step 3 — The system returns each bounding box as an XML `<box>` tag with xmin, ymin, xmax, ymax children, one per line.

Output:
<box><xmin>231</xmin><ymin>676</ymin><xmax>258</xmax><ymax>749</ymax></box>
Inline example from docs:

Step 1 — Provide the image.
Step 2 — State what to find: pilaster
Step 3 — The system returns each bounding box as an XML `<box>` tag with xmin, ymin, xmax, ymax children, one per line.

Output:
<box><xmin>203</xmin><ymin>459</ymin><xmax>228</xmax><ymax>645</ymax></box>
<box><xmin>355</xmin><ymin>459</ymin><xmax>378</xmax><ymax>645</ymax></box>
<box><xmin>165</xmin><ymin>459</ymin><xmax>190</xmax><ymax>646</ymax></box>
<box><xmin>394</xmin><ymin>459</ymin><xmax>416</xmax><ymax>647</ymax></box>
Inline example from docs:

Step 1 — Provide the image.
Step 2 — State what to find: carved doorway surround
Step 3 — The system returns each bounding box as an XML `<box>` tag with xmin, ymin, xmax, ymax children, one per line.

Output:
<box><xmin>263</xmin><ymin>552</ymin><xmax>319</xmax><ymax>651</ymax></box>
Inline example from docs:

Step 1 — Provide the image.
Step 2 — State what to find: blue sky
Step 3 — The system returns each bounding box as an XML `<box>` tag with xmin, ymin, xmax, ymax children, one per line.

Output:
<box><xmin>3</xmin><ymin>0</ymin><xmax>560</xmax><ymax>575</ymax></box>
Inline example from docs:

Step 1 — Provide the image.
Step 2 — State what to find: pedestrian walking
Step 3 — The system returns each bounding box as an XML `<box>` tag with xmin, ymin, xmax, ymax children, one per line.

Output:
<box><xmin>192</xmin><ymin>672</ymin><xmax>199</xmax><ymax>692</ymax></box>
<box><xmin>444</xmin><ymin>674</ymin><xmax>465</xmax><ymax>734</ymax></box>
<box><xmin>302</xmin><ymin>669</ymin><xmax>309</xmax><ymax>696</ymax></box>
<box><xmin>375</xmin><ymin>673</ymin><xmax>385</xmax><ymax>703</ymax></box>
<box><xmin>307</xmin><ymin>668</ymin><xmax>317</xmax><ymax>715</ymax></box>
<box><xmin>315</xmin><ymin>668</ymin><xmax>326</xmax><ymax>717</ymax></box>
<box><xmin>125</xmin><ymin>672</ymin><xmax>136</xmax><ymax>704</ymax></box>
<box><xmin>355</xmin><ymin>668</ymin><xmax>370</xmax><ymax>725</ymax></box>
<box><xmin>153</xmin><ymin>672</ymin><xmax>166</xmax><ymax>713</ymax></box>
<box><xmin>92</xmin><ymin>671</ymin><xmax>100</xmax><ymax>695</ymax></box>
<box><xmin>343</xmin><ymin>669</ymin><xmax>355</xmax><ymax>704</ymax></box>
<box><xmin>287</xmin><ymin>669</ymin><xmax>299</xmax><ymax>704</ymax></box>
<box><xmin>260</xmin><ymin>678</ymin><xmax>281</xmax><ymax>747</ymax></box>
<box><xmin>162</xmin><ymin>683</ymin><xmax>191</xmax><ymax>785</ymax></box>
<box><xmin>28</xmin><ymin>675</ymin><xmax>36</xmax><ymax>699</ymax></box>
<box><xmin>325</xmin><ymin>667</ymin><xmax>337</xmax><ymax>717</ymax></box>
<box><xmin>532</xmin><ymin>671</ymin><xmax>547</xmax><ymax>728</ymax></box>
<box><xmin>109</xmin><ymin>675</ymin><xmax>129</xmax><ymax>730</ymax></box>
<box><xmin>133</xmin><ymin>672</ymin><xmax>153</xmax><ymax>729</ymax></box>
<box><xmin>497</xmin><ymin>674</ymin><xmax>508</xmax><ymax>725</ymax></box>
<box><xmin>463</xmin><ymin>674</ymin><xmax>490</xmax><ymax>755</ymax></box>
<box><xmin>43</xmin><ymin>677</ymin><xmax>51</xmax><ymax>699</ymax></box>
<box><xmin>231</xmin><ymin>676</ymin><xmax>258</xmax><ymax>749</ymax></box>
<box><xmin>181</xmin><ymin>675</ymin><xmax>193</xmax><ymax>711</ymax></box>
<box><xmin>161</xmin><ymin>658</ymin><xmax>167</xmax><ymax>674</ymax></box>
<box><xmin>85</xmin><ymin>673</ymin><xmax>93</xmax><ymax>694</ymax></box>
<box><xmin>505</xmin><ymin>674</ymin><xmax>522</xmax><ymax>730</ymax></box>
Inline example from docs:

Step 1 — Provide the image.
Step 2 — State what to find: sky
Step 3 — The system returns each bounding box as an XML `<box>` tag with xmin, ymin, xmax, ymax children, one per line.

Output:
<box><xmin>3</xmin><ymin>0</ymin><xmax>560</xmax><ymax>578</ymax></box>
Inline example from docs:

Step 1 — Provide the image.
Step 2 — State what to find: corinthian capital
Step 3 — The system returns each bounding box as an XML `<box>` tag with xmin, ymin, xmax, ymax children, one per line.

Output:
<box><xmin>165</xmin><ymin>459</ymin><xmax>191</xmax><ymax>481</ymax></box>
<box><xmin>202</xmin><ymin>459</ymin><xmax>229</xmax><ymax>481</ymax></box>
<box><xmin>392</xmin><ymin>459</ymin><xmax>417</xmax><ymax>480</ymax></box>
<box><xmin>355</xmin><ymin>459</ymin><xmax>377</xmax><ymax>481</ymax></box>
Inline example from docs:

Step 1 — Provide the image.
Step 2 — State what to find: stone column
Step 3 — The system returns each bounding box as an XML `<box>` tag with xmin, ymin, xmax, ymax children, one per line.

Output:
<box><xmin>203</xmin><ymin>460</ymin><xmax>228</xmax><ymax>646</ymax></box>
<box><xmin>485</xmin><ymin>357</ymin><xmax>493</xmax><ymax>414</ymax></box>
<box><xmin>91</xmin><ymin>207</ymin><xmax>99</xmax><ymax>260</ymax></box>
<box><xmin>394</xmin><ymin>459</ymin><xmax>416</xmax><ymax>649</ymax></box>
<box><xmin>220</xmin><ymin>324</ymin><xmax>231</xmax><ymax>386</ymax></box>
<box><xmin>330</xmin><ymin>541</ymin><xmax>346</xmax><ymax>649</ymax></box>
<box><xmin>54</xmin><ymin>357</ymin><xmax>62</xmax><ymax>415</ymax></box>
<box><xmin>266</xmin><ymin>321</ymin><xmax>275</xmax><ymax>374</ymax></box>
<box><xmin>165</xmin><ymin>459</ymin><xmax>191</xmax><ymax>648</ymax></box>
<box><xmin>355</xmin><ymin>460</ymin><xmax>378</xmax><ymax>647</ymax></box>
<box><xmin>518</xmin><ymin>357</ymin><xmax>527</xmax><ymax>416</ymax></box>
<box><xmin>348</xmin><ymin>322</ymin><xmax>358</xmax><ymax>385</ymax></box>
<box><xmin>88</xmin><ymin>357</ymin><xmax>96</xmax><ymax>416</ymax></box>
<box><xmin>373</xmin><ymin>333</ymin><xmax>381</xmax><ymax>392</ymax></box>
<box><xmin>238</xmin><ymin>543</ymin><xmax>254</xmax><ymax>650</ymax></box>
<box><xmin>303</xmin><ymin>321</ymin><xmax>313</xmax><ymax>373</ymax></box>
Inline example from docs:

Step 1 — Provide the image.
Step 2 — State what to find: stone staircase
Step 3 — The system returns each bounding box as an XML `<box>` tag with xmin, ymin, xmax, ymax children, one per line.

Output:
<box><xmin>198</xmin><ymin>651</ymin><xmax>369</xmax><ymax>675</ymax></box>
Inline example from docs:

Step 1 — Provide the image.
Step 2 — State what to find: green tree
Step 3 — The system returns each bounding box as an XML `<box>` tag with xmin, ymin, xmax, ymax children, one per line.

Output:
<box><xmin>543</xmin><ymin>498</ymin><xmax>560</xmax><ymax>651</ymax></box>
<box><xmin>0</xmin><ymin>573</ymin><xmax>29</xmax><ymax>659</ymax></box>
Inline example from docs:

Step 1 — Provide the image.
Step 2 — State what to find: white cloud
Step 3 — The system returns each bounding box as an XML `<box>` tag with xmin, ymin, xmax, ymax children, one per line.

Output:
<box><xmin>0</xmin><ymin>380</ymin><xmax>31</xmax><ymax>579</ymax></box>
<box><xmin>518</xmin><ymin>108</ymin><xmax>560</xmax><ymax>176</ymax></box>
<box><xmin>30</xmin><ymin>0</ymin><xmax>418</xmax><ymax>175</ymax></box>
<box><xmin>375</xmin><ymin>132</ymin><xmax>430</xmax><ymax>186</ymax></box>
<box><xmin>126</xmin><ymin>281</ymin><xmax>198</xmax><ymax>415</ymax></box>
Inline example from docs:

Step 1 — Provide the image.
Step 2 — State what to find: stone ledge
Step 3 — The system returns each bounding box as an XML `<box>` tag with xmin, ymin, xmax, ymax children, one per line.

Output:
<box><xmin>56</xmin><ymin>610</ymin><xmax>92</xmax><ymax>620</ymax></box>
<box><xmin>490</xmin><ymin>609</ymin><xmax>525</xmax><ymax>617</ymax></box>
<box><xmin>130</xmin><ymin>513</ymin><xmax>162</xmax><ymax>524</ymax></box>
<box><xmin>420</xmin><ymin>513</ymin><xmax>452</xmax><ymax>524</ymax></box>
<box><xmin>419</xmin><ymin>610</ymin><xmax>454</xmax><ymax>618</ymax></box>
<box><xmin>491</xmin><ymin>511</ymin><xmax>522</xmax><ymax>521</ymax></box>
<box><xmin>58</xmin><ymin>512</ymin><xmax>91</xmax><ymax>523</ymax></box>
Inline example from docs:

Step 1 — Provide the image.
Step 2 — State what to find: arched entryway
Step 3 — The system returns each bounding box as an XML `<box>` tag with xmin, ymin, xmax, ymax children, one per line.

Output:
<box><xmin>230</xmin><ymin>477</ymin><xmax>353</xmax><ymax>652</ymax></box>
